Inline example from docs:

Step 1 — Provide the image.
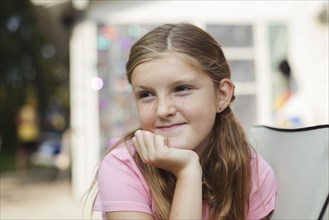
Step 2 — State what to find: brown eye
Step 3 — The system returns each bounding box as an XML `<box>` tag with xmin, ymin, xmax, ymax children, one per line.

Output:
<box><xmin>175</xmin><ymin>85</ymin><xmax>191</xmax><ymax>93</ymax></box>
<box><xmin>137</xmin><ymin>91</ymin><xmax>155</xmax><ymax>102</ymax></box>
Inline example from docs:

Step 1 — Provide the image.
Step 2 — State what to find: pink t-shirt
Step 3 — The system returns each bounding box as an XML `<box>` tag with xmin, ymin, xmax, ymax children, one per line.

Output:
<box><xmin>94</xmin><ymin>140</ymin><xmax>277</xmax><ymax>220</ymax></box>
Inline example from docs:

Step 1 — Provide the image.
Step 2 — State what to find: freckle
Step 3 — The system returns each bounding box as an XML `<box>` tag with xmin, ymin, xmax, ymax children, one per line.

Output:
<box><xmin>178</xmin><ymin>100</ymin><xmax>186</xmax><ymax>108</ymax></box>
<box><xmin>152</xmin><ymin>103</ymin><xmax>157</xmax><ymax>112</ymax></box>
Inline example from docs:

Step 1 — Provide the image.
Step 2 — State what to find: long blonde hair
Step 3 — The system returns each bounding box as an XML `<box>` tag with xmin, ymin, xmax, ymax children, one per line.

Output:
<box><xmin>93</xmin><ymin>23</ymin><xmax>252</xmax><ymax>220</ymax></box>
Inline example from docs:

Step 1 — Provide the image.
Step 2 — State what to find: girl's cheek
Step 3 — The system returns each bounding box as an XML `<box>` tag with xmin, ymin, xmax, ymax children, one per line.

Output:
<box><xmin>137</xmin><ymin>105</ymin><xmax>156</xmax><ymax>128</ymax></box>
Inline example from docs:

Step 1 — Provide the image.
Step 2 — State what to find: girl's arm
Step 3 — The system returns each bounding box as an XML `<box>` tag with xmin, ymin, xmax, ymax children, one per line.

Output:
<box><xmin>106</xmin><ymin>211</ymin><xmax>153</xmax><ymax>220</ymax></box>
<box><xmin>169</xmin><ymin>153</ymin><xmax>202</xmax><ymax>219</ymax></box>
<box><xmin>133</xmin><ymin>130</ymin><xmax>203</xmax><ymax>220</ymax></box>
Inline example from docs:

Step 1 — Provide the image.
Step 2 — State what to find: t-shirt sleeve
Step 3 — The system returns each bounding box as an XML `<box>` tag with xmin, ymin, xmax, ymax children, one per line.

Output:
<box><xmin>93</xmin><ymin>146</ymin><xmax>153</xmax><ymax>215</ymax></box>
<box><xmin>247</xmin><ymin>154</ymin><xmax>278</xmax><ymax>220</ymax></box>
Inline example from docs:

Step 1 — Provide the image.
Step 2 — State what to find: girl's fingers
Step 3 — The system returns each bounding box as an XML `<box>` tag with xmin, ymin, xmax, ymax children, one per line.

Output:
<box><xmin>143</xmin><ymin>131</ymin><xmax>156</xmax><ymax>159</ymax></box>
<box><xmin>155</xmin><ymin>135</ymin><xmax>167</xmax><ymax>152</ymax></box>
<box><xmin>133</xmin><ymin>130</ymin><xmax>170</xmax><ymax>166</ymax></box>
<box><xmin>134</xmin><ymin>130</ymin><xmax>148</xmax><ymax>160</ymax></box>
<box><xmin>133</xmin><ymin>130</ymin><xmax>199</xmax><ymax>175</ymax></box>
<box><xmin>132</xmin><ymin>137</ymin><xmax>142</xmax><ymax>158</ymax></box>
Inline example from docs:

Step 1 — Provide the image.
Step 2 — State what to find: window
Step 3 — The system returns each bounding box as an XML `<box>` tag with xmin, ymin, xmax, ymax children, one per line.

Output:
<box><xmin>207</xmin><ymin>24</ymin><xmax>257</xmax><ymax>131</ymax></box>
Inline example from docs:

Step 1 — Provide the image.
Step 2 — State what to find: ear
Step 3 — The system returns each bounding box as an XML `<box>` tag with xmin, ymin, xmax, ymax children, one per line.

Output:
<box><xmin>216</xmin><ymin>79</ymin><xmax>234</xmax><ymax>113</ymax></box>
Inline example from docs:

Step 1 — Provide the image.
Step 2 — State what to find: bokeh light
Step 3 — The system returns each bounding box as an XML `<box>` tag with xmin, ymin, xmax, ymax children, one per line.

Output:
<box><xmin>90</xmin><ymin>76</ymin><xmax>103</xmax><ymax>90</ymax></box>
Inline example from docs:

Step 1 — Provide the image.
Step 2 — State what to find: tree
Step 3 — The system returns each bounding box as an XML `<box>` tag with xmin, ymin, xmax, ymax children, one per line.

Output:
<box><xmin>0</xmin><ymin>0</ymin><xmax>70</xmax><ymax>172</ymax></box>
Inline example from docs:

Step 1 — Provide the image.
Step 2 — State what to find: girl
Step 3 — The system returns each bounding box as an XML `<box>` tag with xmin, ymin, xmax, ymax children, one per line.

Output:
<box><xmin>93</xmin><ymin>23</ymin><xmax>277</xmax><ymax>220</ymax></box>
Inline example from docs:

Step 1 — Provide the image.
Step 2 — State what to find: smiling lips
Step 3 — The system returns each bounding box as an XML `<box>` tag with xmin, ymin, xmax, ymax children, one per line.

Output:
<box><xmin>156</xmin><ymin>123</ymin><xmax>186</xmax><ymax>131</ymax></box>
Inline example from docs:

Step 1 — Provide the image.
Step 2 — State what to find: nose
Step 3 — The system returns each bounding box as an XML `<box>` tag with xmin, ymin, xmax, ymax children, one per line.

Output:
<box><xmin>156</xmin><ymin>96</ymin><xmax>176</xmax><ymax>118</ymax></box>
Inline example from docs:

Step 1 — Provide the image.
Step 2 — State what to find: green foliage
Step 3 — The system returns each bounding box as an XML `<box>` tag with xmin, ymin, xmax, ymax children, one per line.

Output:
<box><xmin>0</xmin><ymin>0</ymin><xmax>70</xmax><ymax>172</ymax></box>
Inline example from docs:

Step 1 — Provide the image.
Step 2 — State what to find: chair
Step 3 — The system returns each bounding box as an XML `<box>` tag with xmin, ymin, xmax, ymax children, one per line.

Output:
<box><xmin>249</xmin><ymin>124</ymin><xmax>329</xmax><ymax>220</ymax></box>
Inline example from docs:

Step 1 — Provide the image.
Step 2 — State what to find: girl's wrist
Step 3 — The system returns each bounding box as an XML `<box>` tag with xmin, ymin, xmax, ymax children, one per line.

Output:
<box><xmin>175</xmin><ymin>153</ymin><xmax>202</xmax><ymax>178</ymax></box>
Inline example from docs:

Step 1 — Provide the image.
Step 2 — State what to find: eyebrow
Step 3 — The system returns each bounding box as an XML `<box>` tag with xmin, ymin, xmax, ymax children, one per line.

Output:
<box><xmin>132</xmin><ymin>77</ymin><xmax>200</xmax><ymax>91</ymax></box>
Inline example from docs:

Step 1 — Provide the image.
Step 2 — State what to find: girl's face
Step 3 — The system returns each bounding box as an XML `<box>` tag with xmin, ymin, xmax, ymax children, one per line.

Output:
<box><xmin>131</xmin><ymin>54</ymin><xmax>219</xmax><ymax>155</ymax></box>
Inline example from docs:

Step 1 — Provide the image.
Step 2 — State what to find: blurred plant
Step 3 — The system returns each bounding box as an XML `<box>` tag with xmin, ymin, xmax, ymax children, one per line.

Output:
<box><xmin>0</xmin><ymin>0</ymin><xmax>70</xmax><ymax>172</ymax></box>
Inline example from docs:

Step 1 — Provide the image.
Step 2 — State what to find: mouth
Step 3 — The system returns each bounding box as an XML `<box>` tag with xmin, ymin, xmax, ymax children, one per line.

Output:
<box><xmin>156</xmin><ymin>123</ymin><xmax>186</xmax><ymax>131</ymax></box>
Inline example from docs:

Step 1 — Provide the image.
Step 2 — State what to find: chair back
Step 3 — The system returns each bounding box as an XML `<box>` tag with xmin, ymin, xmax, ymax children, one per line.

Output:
<box><xmin>249</xmin><ymin>125</ymin><xmax>329</xmax><ymax>219</ymax></box>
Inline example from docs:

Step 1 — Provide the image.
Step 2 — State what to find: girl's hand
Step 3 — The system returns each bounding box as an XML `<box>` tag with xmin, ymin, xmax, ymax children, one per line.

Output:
<box><xmin>132</xmin><ymin>130</ymin><xmax>201</xmax><ymax>177</ymax></box>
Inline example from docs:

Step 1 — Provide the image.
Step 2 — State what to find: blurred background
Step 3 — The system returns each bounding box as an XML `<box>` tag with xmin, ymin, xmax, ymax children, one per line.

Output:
<box><xmin>1</xmin><ymin>0</ymin><xmax>328</xmax><ymax>219</ymax></box>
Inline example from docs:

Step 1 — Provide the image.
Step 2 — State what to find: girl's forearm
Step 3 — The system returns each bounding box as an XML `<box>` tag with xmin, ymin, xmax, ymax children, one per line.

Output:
<box><xmin>169</xmin><ymin>164</ymin><xmax>203</xmax><ymax>219</ymax></box>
